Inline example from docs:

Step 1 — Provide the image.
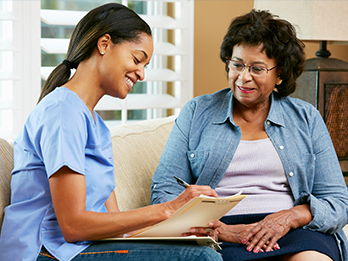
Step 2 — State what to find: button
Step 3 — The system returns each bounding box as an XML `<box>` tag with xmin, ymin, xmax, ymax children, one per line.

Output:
<box><xmin>266</xmin><ymin>121</ymin><xmax>271</xmax><ymax>125</ymax></box>
<box><xmin>279</xmin><ymin>145</ymin><xmax>284</xmax><ymax>150</ymax></box>
<box><xmin>153</xmin><ymin>184</ymin><xmax>157</xmax><ymax>188</ymax></box>
<box><xmin>289</xmin><ymin>172</ymin><xmax>294</xmax><ymax>177</ymax></box>
<box><xmin>190</xmin><ymin>153</ymin><xmax>195</xmax><ymax>158</ymax></box>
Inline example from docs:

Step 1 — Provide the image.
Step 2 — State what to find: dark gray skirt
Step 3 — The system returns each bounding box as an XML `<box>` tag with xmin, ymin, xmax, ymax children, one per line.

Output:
<box><xmin>219</xmin><ymin>214</ymin><xmax>340</xmax><ymax>261</ymax></box>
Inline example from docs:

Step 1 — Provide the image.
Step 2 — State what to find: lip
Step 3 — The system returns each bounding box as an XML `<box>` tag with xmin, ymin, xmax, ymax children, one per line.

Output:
<box><xmin>237</xmin><ymin>85</ymin><xmax>255</xmax><ymax>93</ymax></box>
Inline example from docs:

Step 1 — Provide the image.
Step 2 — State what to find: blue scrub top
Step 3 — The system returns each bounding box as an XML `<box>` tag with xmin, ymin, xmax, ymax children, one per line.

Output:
<box><xmin>0</xmin><ymin>87</ymin><xmax>116</xmax><ymax>261</ymax></box>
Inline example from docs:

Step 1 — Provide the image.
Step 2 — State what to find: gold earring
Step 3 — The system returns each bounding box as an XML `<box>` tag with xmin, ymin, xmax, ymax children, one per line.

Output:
<box><xmin>276</xmin><ymin>78</ymin><xmax>282</xmax><ymax>85</ymax></box>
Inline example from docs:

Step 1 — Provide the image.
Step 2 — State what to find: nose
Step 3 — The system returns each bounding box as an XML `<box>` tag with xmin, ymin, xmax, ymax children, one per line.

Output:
<box><xmin>239</xmin><ymin>66</ymin><xmax>252</xmax><ymax>82</ymax></box>
<box><xmin>136</xmin><ymin>66</ymin><xmax>145</xmax><ymax>81</ymax></box>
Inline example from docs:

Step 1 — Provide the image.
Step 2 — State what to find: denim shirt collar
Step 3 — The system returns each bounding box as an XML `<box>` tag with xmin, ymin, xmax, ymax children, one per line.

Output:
<box><xmin>213</xmin><ymin>89</ymin><xmax>285</xmax><ymax>128</ymax></box>
<box><xmin>267</xmin><ymin>92</ymin><xmax>285</xmax><ymax>127</ymax></box>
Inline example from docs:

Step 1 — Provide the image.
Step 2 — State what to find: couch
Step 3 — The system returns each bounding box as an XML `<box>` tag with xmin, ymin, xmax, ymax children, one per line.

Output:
<box><xmin>1</xmin><ymin>115</ymin><xmax>348</xmax><ymax>236</ymax></box>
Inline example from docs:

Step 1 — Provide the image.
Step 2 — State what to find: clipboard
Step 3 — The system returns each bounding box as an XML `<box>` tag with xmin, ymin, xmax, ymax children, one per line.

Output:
<box><xmin>102</xmin><ymin>236</ymin><xmax>222</xmax><ymax>250</ymax></box>
<box><xmin>122</xmin><ymin>192</ymin><xmax>246</xmax><ymax>250</ymax></box>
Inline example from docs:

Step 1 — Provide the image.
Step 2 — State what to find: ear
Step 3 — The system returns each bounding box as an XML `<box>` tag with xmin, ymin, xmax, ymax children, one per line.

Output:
<box><xmin>97</xmin><ymin>34</ymin><xmax>112</xmax><ymax>56</ymax></box>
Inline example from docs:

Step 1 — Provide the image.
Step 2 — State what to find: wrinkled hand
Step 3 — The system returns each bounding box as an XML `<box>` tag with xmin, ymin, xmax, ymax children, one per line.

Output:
<box><xmin>242</xmin><ymin>210</ymin><xmax>295</xmax><ymax>253</ymax></box>
<box><xmin>209</xmin><ymin>221</ymin><xmax>255</xmax><ymax>243</ymax></box>
<box><xmin>184</xmin><ymin>221</ymin><xmax>279</xmax><ymax>253</ymax></box>
<box><xmin>242</xmin><ymin>205</ymin><xmax>312</xmax><ymax>253</ymax></box>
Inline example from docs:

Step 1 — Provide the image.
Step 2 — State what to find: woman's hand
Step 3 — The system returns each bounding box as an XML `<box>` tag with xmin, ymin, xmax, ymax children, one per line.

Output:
<box><xmin>184</xmin><ymin>221</ymin><xmax>253</xmax><ymax>242</ymax></box>
<box><xmin>242</xmin><ymin>204</ymin><xmax>312</xmax><ymax>253</ymax></box>
<box><xmin>164</xmin><ymin>185</ymin><xmax>218</xmax><ymax>218</ymax></box>
<box><xmin>183</xmin><ymin>221</ymin><xmax>278</xmax><ymax>252</ymax></box>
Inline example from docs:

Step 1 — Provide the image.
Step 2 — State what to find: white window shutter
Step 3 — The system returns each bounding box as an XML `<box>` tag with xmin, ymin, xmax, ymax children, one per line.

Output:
<box><xmin>0</xmin><ymin>0</ymin><xmax>194</xmax><ymax>139</ymax></box>
<box><xmin>40</xmin><ymin>0</ymin><xmax>194</xmax><ymax>127</ymax></box>
<box><xmin>0</xmin><ymin>1</ymin><xmax>41</xmax><ymax>140</ymax></box>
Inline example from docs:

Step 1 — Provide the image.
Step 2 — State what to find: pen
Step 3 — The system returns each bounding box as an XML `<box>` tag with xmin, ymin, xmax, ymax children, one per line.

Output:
<box><xmin>174</xmin><ymin>176</ymin><xmax>190</xmax><ymax>188</ymax></box>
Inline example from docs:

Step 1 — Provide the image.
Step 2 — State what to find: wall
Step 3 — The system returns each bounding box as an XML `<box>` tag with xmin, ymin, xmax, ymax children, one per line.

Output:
<box><xmin>193</xmin><ymin>1</ymin><xmax>348</xmax><ymax>97</ymax></box>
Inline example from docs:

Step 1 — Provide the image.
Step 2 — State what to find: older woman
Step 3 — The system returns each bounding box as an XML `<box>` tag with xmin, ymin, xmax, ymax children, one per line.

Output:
<box><xmin>151</xmin><ymin>9</ymin><xmax>348</xmax><ymax>261</ymax></box>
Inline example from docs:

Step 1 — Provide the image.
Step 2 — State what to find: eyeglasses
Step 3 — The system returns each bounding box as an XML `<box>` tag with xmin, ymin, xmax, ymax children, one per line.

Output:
<box><xmin>226</xmin><ymin>60</ymin><xmax>277</xmax><ymax>77</ymax></box>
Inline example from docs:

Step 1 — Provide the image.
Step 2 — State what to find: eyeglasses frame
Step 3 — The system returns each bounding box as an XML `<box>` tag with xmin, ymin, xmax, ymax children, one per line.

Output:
<box><xmin>226</xmin><ymin>59</ymin><xmax>277</xmax><ymax>77</ymax></box>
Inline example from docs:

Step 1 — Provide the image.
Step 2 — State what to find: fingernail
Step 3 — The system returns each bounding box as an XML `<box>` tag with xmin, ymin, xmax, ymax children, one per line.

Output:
<box><xmin>253</xmin><ymin>247</ymin><xmax>259</xmax><ymax>253</ymax></box>
<box><xmin>190</xmin><ymin>228</ymin><xmax>196</xmax><ymax>233</ymax></box>
<box><xmin>275</xmin><ymin>244</ymin><xmax>280</xmax><ymax>250</ymax></box>
<box><xmin>241</xmin><ymin>239</ymin><xmax>247</xmax><ymax>244</ymax></box>
<box><xmin>259</xmin><ymin>249</ymin><xmax>264</xmax><ymax>253</ymax></box>
<box><xmin>246</xmin><ymin>246</ymin><xmax>252</xmax><ymax>252</ymax></box>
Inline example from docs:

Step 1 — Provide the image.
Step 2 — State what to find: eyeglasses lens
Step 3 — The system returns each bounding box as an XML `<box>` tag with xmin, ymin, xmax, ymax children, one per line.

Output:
<box><xmin>227</xmin><ymin>60</ymin><xmax>267</xmax><ymax>76</ymax></box>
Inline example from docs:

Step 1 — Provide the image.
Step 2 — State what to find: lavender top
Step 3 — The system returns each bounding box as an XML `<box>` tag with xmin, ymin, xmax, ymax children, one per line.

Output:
<box><xmin>216</xmin><ymin>138</ymin><xmax>294</xmax><ymax>215</ymax></box>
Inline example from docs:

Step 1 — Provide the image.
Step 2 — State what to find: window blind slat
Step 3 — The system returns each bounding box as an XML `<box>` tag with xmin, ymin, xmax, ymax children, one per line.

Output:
<box><xmin>41</xmin><ymin>38</ymin><xmax>69</xmax><ymax>54</ymax></box>
<box><xmin>95</xmin><ymin>94</ymin><xmax>181</xmax><ymax>111</ymax></box>
<box><xmin>144</xmin><ymin>68</ymin><xmax>184</xmax><ymax>82</ymax></box>
<box><xmin>41</xmin><ymin>67</ymin><xmax>184</xmax><ymax>82</ymax></box>
<box><xmin>154</xmin><ymin>42</ymin><xmax>186</xmax><ymax>55</ymax></box>
<box><xmin>0</xmin><ymin>71</ymin><xmax>20</xmax><ymax>80</ymax></box>
<box><xmin>40</xmin><ymin>9</ymin><xmax>85</xmax><ymax>26</ymax></box>
<box><xmin>140</xmin><ymin>15</ymin><xmax>184</xmax><ymax>29</ymax></box>
<box><xmin>40</xmin><ymin>10</ymin><xmax>184</xmax><ymax>29</ymax></box>
<box><xmin>0</xmin><ymin>11</ymin><xmax>18</xmax><ymax>21</ymax></box>
<box><xmin>41</xmin><ymin>38</ymin><xmax>185</xmax><ymax>56</ymax></box>
<box><xmin>126</xmin><ymin>94</ymin><xmax>181</xmax><ymax>109</ymax></box>
<box><xmin>0</xmin><ymin>98</ymin><xmax>19</xmax><ymax>110</ymax></box>
<box><xmin>0</xmin><ymin>40</ymin><xmax>19</xmax><ymax>51</ymax></box>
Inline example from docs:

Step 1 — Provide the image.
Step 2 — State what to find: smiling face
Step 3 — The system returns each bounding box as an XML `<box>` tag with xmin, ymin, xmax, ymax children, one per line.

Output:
<box><xmin>228</xmin><ymin>43</ymin><xmax>280</xmax><ymax>110</ymax></box>
<box><xmin>99</xmin><ymin>33</ymin><xmax>153</xmax><ymax>99</ymax></box>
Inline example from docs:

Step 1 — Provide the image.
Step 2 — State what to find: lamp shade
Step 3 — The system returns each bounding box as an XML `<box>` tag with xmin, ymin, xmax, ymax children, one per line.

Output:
<box><xmin>253</xmin><ymin>0</ymin><xmax>348</xmax><ymax>41</ymax></box>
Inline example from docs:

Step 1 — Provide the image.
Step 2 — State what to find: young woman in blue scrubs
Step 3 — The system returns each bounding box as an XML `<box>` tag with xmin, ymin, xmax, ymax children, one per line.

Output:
<box><xmin>0</xmin><ymin>3</ymin><xmax>222</xmax><ymax>261</ymax></box>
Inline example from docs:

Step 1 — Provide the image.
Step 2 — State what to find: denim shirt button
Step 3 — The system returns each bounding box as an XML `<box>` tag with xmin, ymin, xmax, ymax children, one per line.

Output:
<box><xmin>190</xmin><ymin>153</ymin><xmax>195</xmax><ymax>158</ymax></box>
<box><xmin>289</xmin><ymin>172</ymin><xmax>294</xmax><ymax>177</ymax></box>
<box><xmin>279</xmin><ymin>145</ymin><xmax>284</xmax><ymax>150</ymax></box>
<box><xmin>266</xmin><ymin>120</ymin><xmax>271</xmax><ymax>125</ymax></box>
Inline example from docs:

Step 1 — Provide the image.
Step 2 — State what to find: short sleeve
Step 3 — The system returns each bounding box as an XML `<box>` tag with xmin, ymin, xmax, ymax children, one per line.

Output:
<box><xmin>37</xmin><ymin>100</ymin><xmax>88</xmax><ymax>178</ymax></box>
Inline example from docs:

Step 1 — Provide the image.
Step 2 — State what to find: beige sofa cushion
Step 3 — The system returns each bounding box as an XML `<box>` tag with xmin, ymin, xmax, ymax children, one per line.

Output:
<box><xmin>110</xmin><ymin>116</ymin><xmax>175</xmax><ymax>211</ymax></box>
<box><xmin>0</xmin><ymin>138</ymin><xmax>14</xmax><ymax>232</ymax></box>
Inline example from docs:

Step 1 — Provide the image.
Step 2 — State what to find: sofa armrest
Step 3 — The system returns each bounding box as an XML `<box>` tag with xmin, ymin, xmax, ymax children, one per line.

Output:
<box><xmin>0</xmin><ymin>138</ymin><xmax>14</xmax><ymax>232</ymax></box>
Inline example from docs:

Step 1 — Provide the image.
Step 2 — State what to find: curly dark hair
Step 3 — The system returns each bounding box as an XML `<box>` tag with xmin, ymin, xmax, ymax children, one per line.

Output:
<box><xmin>220</xmin><ymin>9</ymin><xmax>306</xmax><ymax>97</ymax></box>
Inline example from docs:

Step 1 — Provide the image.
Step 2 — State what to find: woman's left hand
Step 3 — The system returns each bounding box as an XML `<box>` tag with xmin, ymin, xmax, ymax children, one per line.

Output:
<box><xmin>242</xmin><ymin>204</ymin><xmax>312</xmax><ymax>253</ymax></box>
<box><xmin>184</xmin><ymin>221</ymin><xmax>277</xmax><ymax>252</ymax></box>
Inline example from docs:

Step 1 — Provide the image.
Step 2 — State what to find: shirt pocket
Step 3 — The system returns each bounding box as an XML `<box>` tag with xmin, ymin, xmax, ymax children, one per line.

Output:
<box><xmin>102</xmin><ymin>142</ymin><xmax>114</xmax><ymax>164</ymax></box>
<box><xmin>187</xmin><ymin>150</ymin><xmax>210</xmax><ymax>180</ymax></box>
<box><xmin>85</xmin><ymin>142</ymin><xmax>113</xmax><ymax>168</ymax></box>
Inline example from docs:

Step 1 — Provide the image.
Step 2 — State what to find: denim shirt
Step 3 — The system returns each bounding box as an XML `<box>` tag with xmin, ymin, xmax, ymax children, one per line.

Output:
<box><xmin>151</xmin><ymin>88</ymin><xmax>348</xmax><ymax>260</ymax></box>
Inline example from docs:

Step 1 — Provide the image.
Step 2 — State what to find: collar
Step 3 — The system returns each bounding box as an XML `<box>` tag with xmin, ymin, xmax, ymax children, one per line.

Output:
<box><xmin>267</xmin><ymin>92</ymin><xmax>285</xmax><ymax>127</ymax></box>
<box><xmin>213</xmin><ymin>89</ymin><xmax>236</xmax><ymax>126</ymax></box>
<box><xmin>213</xmin><ymin>89</ymin><xmax>285</xmax><ymax>128</ymax></box>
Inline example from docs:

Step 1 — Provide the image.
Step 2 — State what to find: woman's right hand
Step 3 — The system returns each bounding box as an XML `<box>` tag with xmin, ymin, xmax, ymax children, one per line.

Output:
<box><xmin>164</xmin><ymin>185</ymin><xmax>218</xmax><ymax>218</ymax></box>
<box><xmin>205</xmin><ymin>221</ymin><xmax>280</xmax><ymax>252</ymax></box>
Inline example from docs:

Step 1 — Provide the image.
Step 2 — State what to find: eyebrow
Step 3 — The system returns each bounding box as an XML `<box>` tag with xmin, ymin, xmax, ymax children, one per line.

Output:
<box><xmin>136</xmin><ymin>50</ymin><xmax>148</xmax><ymax>60</ymax></box>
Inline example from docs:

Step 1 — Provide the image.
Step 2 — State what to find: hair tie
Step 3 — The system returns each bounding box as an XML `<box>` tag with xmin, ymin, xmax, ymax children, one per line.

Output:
<box><xmin>62</xmin><ymin>59</ymin><xmax>78</xmax><ymax>69</ymax></box>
